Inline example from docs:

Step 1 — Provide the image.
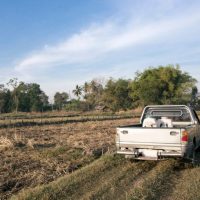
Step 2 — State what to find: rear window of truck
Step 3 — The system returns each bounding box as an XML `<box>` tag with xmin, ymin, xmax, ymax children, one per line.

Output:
<box><xmin>143</xmin><ymin>107</ymin><xmax>191</xmax><ymax>122</ymax></box>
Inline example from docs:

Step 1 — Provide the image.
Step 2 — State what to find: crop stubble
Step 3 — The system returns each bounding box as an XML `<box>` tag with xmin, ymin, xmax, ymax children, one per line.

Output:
<box><xmin>0</xmin><ymin>116</ymin><xmax>200</xmax><ymax>200</ymax></box>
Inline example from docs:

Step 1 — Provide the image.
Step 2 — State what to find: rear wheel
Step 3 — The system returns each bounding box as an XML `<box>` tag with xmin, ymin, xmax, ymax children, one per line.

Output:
<box><xmin>192</xmin><ymin>142</ymin><xmax>200</xmax><ymax>167</ymax></box>
<box><xmin>192</xmin><ymin>149</ymin><xmax>198</xmax><ymax>167</ymax></box>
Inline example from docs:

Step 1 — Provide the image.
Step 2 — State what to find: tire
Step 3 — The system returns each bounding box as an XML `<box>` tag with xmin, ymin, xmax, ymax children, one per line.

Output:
<box><xmin>192</xmin><ymin>149</ymin><xmax>198</xmax><ymax>167</ymax></box>
<box><xmin>192</xmin><ymin>144</ymin><xmax>200</xmax><ymax>167</ymax></box>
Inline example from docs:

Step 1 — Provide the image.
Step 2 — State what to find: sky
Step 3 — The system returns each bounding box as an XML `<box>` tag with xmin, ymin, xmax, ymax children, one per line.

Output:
<box><xmin>1</xmin><ymin>0</ymin><xmax>200</xmax><ymax>101</ymax></box>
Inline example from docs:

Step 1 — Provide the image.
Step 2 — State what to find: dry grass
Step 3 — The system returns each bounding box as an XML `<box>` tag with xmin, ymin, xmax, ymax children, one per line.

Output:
<box><xmin>0</xmin><ymin>112</ymin><xmax>136</xmax><ymax>128</ymax></box>
<box><xmin>82</xmin><ymin>160</ymin><xmax>157</xmax><ymax>200</ymax></box>
<box><xmin>128</xmin><ymin>159</ymin><xmax>177</xmax><ymax>200</ymax></box>
<box><xmin>0</xmin><ymin>118</ymin><xmax>134</xmax><ymax>199</ymax></box>
<box><xmin>9</xmin><ymin>156</ymin><xmax>200</xmax><ymax>200</ymax></box>
<box><xmin>1</xmin><ymin>112</ymin><xmax>200</xmax><ymax>200</ymax></box>
<box><xmin>0</xmin><ymin>136</ymin><xmax>13</xmax><ymax>149</ymax></box>
<box><xmin>11</xmin><ymin>155</ymin><xmax>126</xmax><ymax>200</ymax></box>
<box><xmin>166</xmin><ymin>167</ymin><xmax>200</xmax><ymax>200</ymax></box>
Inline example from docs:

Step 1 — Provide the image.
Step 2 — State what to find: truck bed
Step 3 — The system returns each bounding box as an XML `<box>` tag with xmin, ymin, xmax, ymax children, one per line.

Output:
<box><xmin>116</xmin><ymin>125</ymin><xmax>186</xmax><ymax>159</ymax></box>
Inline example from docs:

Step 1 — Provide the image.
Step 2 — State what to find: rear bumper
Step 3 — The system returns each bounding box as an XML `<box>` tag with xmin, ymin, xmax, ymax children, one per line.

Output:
<box><xmin>116</xmin><ymin>143</ymin><xmax>186</xmax><ymax>159</ymax></box>
<box><xmin>116</xmin><ymin>142</ymin><xmax>185</xmax><ymax>150</ymax></box>
<box><xmin>117</xmin><ymin>150</ymin><xmax>183</xmax><ymax>158</ymax></box>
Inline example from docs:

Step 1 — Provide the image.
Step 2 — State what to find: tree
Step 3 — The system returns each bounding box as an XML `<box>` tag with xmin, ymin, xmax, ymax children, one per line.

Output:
<box><xmin>83</xmin><ymin>82</ymin><xmax>90</xmax><ymax>94</ymax></box>
<box><xmin>65</xmin><ymin>98</ymin><xmax>90</xmax><ymax>111</ymax></box>
<box><xmin>54</xmin><ymin>92</ymin><xmax>69</xmax><ymax>110</ymax></box>
<box><xmin>102</xmin><ymin>78</ymin><xmax>132</xmax><ymax>111</ymax></box>
<box><xmin>39</xmin><ymin>91</ymin><xmax>49</xmax><ymax>111</ymax></box>
<box><xmin>129</xmin><ymin>65</ymin><xmax>197</xmax><ymax>107</ymax></box>
<box><xmin>0</xmin><ymin>85</ymin><xmax>5</xmax><ymax>113</ymax></box>
<box><xmin>0</xmin><ymin>79</ymin><xmax>49</xmax><ymax>113</ymax></box>
<box><xmin>17</xmin><ymin>82</ymin><xmax>30</xmax><ymax>112</ymax></box>
<box><xmin>28</xmin><ymin>83</ymin><xmax>49</xmax><ymax>112</ymax></box>
<box><xmin>72</xmin><ymin>85</ymin><xmax>82</xmax><ymax>100</ymax></box>
<box><xmin>83</xmin><ymin>79</ymin><xmax>104</xmax><ymax>110</ymax></box>
<box><xmin>190</xmin><ymin>86</ymin><xmax>199</xmax><ymax>109</ymax></box>
<box><xmin>7</xmin><ymin>78</ymin><xmax>19</xmax><ymax>112</ymax></box>
<box><xmin>0</xmin><ymin>84</ymin><xmax>12</xmax><ymax>113</ymax></box>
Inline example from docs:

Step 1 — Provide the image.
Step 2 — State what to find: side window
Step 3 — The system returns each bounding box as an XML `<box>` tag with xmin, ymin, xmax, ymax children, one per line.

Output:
<box><xmin>178</xmin><ymin>109</ymin><xmax>191</xmax><ymax>122</ymax></box>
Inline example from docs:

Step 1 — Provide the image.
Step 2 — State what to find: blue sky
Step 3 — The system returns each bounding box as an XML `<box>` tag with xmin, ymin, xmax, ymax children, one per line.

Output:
<box><xmin>1</xmin><ymin>0</ymin><xmax>200</xmax><ymax>100</ymax></box>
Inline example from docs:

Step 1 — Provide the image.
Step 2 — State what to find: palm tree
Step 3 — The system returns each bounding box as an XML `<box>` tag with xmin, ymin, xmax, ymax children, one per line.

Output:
<box><xmin>72</xmin><ymin>85</ymin><xmax>82</xmax><ymax>100</ymax></box>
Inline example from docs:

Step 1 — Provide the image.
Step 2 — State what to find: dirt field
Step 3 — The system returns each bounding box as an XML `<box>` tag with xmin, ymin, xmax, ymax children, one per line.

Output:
<box><xmin>0</xmin><ymin>116</ymin><xmax>200</xmax><ymax>200</ymax></box>
<box><xmin>0</xmin><ymin>117</ymin><xmax>134</xmax><ymax>199</ymax></box>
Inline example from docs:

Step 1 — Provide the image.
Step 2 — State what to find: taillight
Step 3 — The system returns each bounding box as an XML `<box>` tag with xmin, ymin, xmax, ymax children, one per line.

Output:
<box><xmin>181</xmin><ymin>130</ymin><xmax>188</xmax><ymax>142</ymax></box>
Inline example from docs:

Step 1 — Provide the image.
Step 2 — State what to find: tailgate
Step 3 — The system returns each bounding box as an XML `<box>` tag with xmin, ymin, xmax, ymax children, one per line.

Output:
<box><xmin>117</xmin><ymin>127</ymin><xmax>182</xmax><ymax>145</ymax></box>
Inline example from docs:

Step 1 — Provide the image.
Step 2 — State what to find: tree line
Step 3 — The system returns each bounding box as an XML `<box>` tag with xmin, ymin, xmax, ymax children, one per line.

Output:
<box><xmin>0</xmin><ymin>65</ymin><xmax>199</xmax><ymax>113</ymax></box>
<box><xmin>0</xmin><ymin>78</ymin><xmax>49</xmax><ymax>113</ymax></box>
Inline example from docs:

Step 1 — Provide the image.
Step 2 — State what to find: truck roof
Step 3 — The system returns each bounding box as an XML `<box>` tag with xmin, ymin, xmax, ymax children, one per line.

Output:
<box><xmin>144</xmin><ymin>105</ymin><xmax>189</xmax><ymax>108</ymax></box>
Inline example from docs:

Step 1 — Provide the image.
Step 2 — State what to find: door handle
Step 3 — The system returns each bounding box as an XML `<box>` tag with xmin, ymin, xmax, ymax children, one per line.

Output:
<box><xmin>121</xmin><ymin>130</ymin><xmax>128</xmax><ymax>134</ymax></box>
<box><xmin>170</xmin><ymin>131</ymin><xmax>179</xmax><ymax>136</ymax></box>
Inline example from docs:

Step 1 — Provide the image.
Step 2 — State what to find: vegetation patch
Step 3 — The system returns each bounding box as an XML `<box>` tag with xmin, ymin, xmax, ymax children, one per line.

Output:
<box><xmin>128</xmin><ymin>159</ymin><xmax>177</xmax><ymax>200</ymax></box>
<box><xmin>167</xmin><ymin>167</ymin><xmax>200</xmax><ymax>200</ymax></box>
<box><xmin>11</xmin><ymin>155</ymin><xmax>125</xmax><ymax>200</ymax></box>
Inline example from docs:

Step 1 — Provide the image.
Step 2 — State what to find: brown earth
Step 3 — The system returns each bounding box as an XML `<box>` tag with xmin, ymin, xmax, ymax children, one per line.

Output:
<box><xmin>0</xmin><ymin>118</ymin><xmax>134</xmax><ymax>199</ymax></box>
<box><xmin>1</xmin><ymin>116</ymin><xmax>200</xmax><ymax>200</ymax></box>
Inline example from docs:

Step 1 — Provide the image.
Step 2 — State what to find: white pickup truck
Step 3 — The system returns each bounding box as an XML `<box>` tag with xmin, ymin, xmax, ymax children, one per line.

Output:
<box><xmin>116</xmin><ymin>105</ymin><xmax>200</xmax><ymax>163</ymax></box>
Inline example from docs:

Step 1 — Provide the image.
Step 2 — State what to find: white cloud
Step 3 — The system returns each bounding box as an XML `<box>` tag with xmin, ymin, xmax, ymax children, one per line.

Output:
<box><xmin>7</xmin><ymin>1</ymin><xmax>200</xmax><ymax>98</ymax></box>
<box><xmin>15</xmin><ymin>8</ymin><xmax>200</xmax><ymax>73</ymax></box>
<box><xmin>15</xmin><ymin>23</ymin><xmax>114</xmax><ymax>71</ymax></box>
